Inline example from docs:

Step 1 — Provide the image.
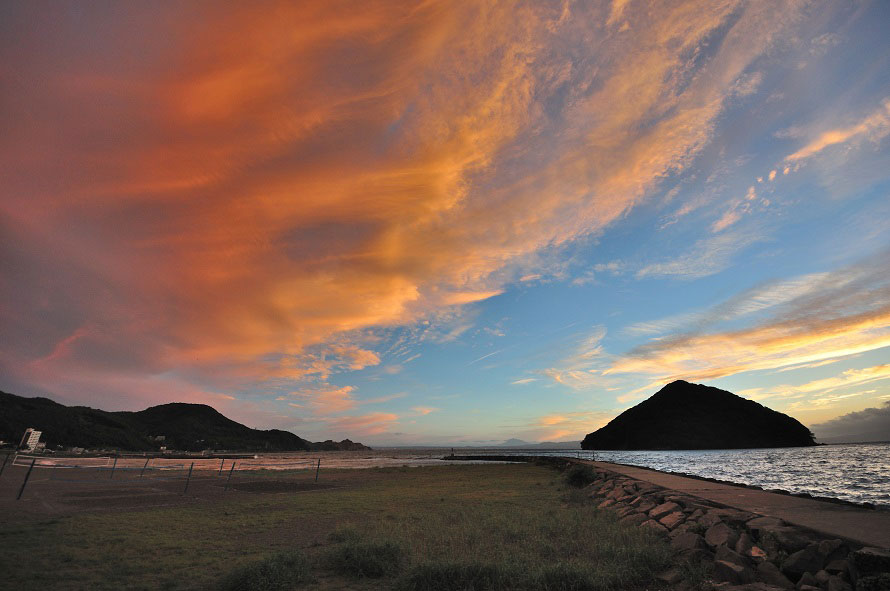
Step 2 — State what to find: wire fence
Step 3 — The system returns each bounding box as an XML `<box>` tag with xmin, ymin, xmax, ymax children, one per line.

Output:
<box><xmin>0</xmin><ymin>452</ymin><xmax>323</xmax><ymax>501</ymax></box>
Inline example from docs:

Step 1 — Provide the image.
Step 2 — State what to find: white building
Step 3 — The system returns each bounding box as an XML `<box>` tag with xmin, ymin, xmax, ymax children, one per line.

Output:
<box><xmin>19</xmin><ymin>428</ymin><xmax>42</xmax><ymax>451</ymax></box>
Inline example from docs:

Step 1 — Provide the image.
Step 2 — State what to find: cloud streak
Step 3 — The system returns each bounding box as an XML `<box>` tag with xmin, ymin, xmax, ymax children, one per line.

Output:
<box><xmin>785</xmin><ymin>99</ymin><xmax>890</xmax><ymax>162</ymax></box>
<box><xmin>610</xmin><ymin>253</ymin><xmax>890</xmax><ymax>383</ymax></box>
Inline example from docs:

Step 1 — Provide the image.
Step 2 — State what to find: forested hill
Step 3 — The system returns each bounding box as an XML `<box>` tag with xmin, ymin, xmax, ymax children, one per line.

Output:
<box><xmin>0</xmin><ymin>390</ymin><xmax>367</xmax><ymax>452</ymax></box>
<box><xmin>581</xmin><ymin>380</ymin><xmax>816</xmax><ymax>450</ymax></box>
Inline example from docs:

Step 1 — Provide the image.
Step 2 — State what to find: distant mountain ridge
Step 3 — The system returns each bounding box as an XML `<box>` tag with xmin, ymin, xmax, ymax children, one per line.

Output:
<box><xmin>581</xmin><ymin>380</ymin><xmax>816</xmax><ymax>450</ymax></box>
<box><xmin>499</xmin><ymin>438</ymin><xmax>580</xmax><ymax>448</ymax></box>
<box><xmin>0</xmin><ymin>390</ymin><xmax>369</xmax><ymax>452</ymax></box>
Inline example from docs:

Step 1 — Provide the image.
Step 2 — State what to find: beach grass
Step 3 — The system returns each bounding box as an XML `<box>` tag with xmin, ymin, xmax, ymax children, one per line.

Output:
<box><xmin>0</xmin><ymin>463</ymin><xmax>671</xmax><ymax>590</ymax></box>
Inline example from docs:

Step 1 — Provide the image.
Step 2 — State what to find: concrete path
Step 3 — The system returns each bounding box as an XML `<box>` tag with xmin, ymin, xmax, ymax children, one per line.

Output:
<box><xmin>593</xmin><ymin>461</ymin><xmax>890</xmax><ymax>549</ymax></box>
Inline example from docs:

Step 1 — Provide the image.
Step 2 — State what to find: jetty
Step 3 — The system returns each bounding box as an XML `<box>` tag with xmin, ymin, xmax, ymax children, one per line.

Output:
<box><xmin>593</xmin><ymin>461</ymin><xmax>890</xmax><ymax>549</ymax></box>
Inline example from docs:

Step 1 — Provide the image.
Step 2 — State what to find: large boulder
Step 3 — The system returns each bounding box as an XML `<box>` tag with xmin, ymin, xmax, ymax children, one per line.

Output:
<box><xmin>817</xmin><ymin>539</ymin><xmax>847</xmax><ymax>564</ymax></box>
<box><xmin>672</xmin><ymin>532</ymin><xmax>709</xmax><ymax>552</ymax></box>
<box><xmin>736</xmin><ymin>533</ymin><xmax>754</xmax><ymax>556</ymax></box>
<box><xmin>659</xmin><ymin>511</ymin><xmax>686</xmax><ymax>530</ymax></box>
<box><xmin>781</xmin><ymin>547</ymin><xmax>823</xmax><ymax>582</ymax></box>
<box><xmin>713</xmin><ymin>560</ymin><xmax>756</xmax><ymax>585</ymax></box>
<box><xmin>756</xmin><ymin>561</ymin><xmax>794</xmax><ymax>590</ymax></box>
<box><xmin>649</xmin><ymin>501</ymin><xmax>681</xmax><ymax>520</ymax></box>
<box><xmin>716</xmin><ymin>545</ymin><xmax>752</xmax><ymax>569</ymax></box>
<box><xmin>757</xmin><ymin>526</ymin><xmax>814</xmax><ymax>554</ymax></box>
<box><xmin>706</xmin><ymin>523</ymin><xmax>740</xmax><ymax>549</ymax></box>
<box><xmin>797</xmin><ymin>572</ymin><xmax>819</xmax><ymax>588</ymax></box>
<box><xmin>855</xmin><ymin>573</ymin><xmax>890</xmax><ymax>591</ymax></box>
<box><xmin>850</xmin><ymin>547</ymin><xmax>890</xmax><ymax>584</ymax></box>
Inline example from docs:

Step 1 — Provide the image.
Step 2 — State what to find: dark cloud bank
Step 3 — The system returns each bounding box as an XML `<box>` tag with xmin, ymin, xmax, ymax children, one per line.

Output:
<box><xmin>811</xmin><ymin>401</ymin><xmax>890</xmax><ymax>443</ymax></box>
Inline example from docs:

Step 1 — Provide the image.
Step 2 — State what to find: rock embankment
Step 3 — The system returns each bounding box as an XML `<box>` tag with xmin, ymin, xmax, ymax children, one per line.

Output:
<box><xmin>586</xmin><ymin>465</ymin><xmax>890</xmax><ymax>591</ymax></box>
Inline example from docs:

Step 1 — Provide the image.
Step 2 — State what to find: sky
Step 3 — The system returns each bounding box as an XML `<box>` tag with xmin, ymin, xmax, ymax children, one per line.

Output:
<box><xmin>1</xmin><ymin>1</ymin><xmax>889</xmax><ymax>446</ymax></box>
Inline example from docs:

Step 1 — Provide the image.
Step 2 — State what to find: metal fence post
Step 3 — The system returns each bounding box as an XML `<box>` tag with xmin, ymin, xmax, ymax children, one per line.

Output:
<box><xmin>140</xmin><ymin>458</ymin><xmax>150</xmax><ymax>477</ymax></box>
<box><xmin>315</xmin><ymin>458</ymin><xmax>321</xmax><ymax>482</ymax></box>
<box><xmin>224</xmin><ymin>462</ymin><xmax>236</xmax><ymax>491</ymax></box>
<box><xmin>218</xmin><ymin>458</ymin><xmax>225</xmax><ymax>476</ymax></box>
<box><xmin>110</xmin><ymin>456</ymin><xmax>118</xmax><ymax>479</ymax></box>
<box><xmin>182</xmin><ymin>462</ymin><xmax>195</xmax><ymax>495</ymax></box>
<box><xmin>17</xmin><ymin>458</ymin><xmax>36</xmax><ymax>500</ymax></box>
<box><xmin>0</xmin><ymin>452</ymin><xmax>10</xmax><ymax>478</ymax></box>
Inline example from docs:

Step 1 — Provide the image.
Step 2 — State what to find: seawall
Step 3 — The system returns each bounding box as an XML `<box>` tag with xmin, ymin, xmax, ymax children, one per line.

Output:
<box><xmin>585</xmin><ymin>461</ymin><xmax>890</xmax><ymax>591</ymax></box>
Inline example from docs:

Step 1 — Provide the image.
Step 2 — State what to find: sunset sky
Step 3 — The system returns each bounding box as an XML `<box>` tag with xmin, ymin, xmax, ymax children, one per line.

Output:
<box><xmin>2</xmin><ymin>1</ymin><xmax>889</xmax><ymax>446</ymax></box>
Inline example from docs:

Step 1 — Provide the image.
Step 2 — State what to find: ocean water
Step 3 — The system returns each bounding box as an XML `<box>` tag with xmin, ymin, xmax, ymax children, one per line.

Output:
<box><xmin>20</xmin><ymin>442</ymin><xmax>890</xmax><ymax>507</ymax></box>
<box><xmin>582</xmin><ymin>443</ymin><xmax>890</xmax><ymax>508</ymax></box>
<box><xmin>296</xmin><ymin>443</ymin><xmax>890</xmax><ymax>508</ymax></box>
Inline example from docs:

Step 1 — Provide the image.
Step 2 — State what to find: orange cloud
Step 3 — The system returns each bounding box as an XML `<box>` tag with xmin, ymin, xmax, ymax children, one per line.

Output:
<box><xmin>744</xmin><ymin>364</ymin><xmax>890</xmax><ymax>406</ymax></box>
<box><xmin>1</xmin><ymin>1</ymin><xmax>812</xmax><ymax>413</ymax></box>
<box><xmin>608</xmin><ymin>256</ymin><xmax>890</xmax><ymax>385</ymax></box>
<box><xmin>327</xmin><ymin>412</ymin><xmax>399</xmax><ymax>435</ymax></box>
<box><xmin>530</xmin><ymin>411</ymin><xmax>613</xmax><ymax>442</ymax></box>
<box><xmin>292</xmin><ymin>386</ymin><xmax>357</xmax><ymax>415</ymax></box>
<box><xmin>785</xmin><ymin>98</ymin><xmax>890</xmax><ymax>162</ymax></box>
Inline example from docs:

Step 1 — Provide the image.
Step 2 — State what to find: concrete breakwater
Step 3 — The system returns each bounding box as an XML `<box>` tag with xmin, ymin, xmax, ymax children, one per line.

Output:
<box><xmin>586</xmin><ymin>464</ymin><xmax>890</xmax><ymax>591</ymax></box>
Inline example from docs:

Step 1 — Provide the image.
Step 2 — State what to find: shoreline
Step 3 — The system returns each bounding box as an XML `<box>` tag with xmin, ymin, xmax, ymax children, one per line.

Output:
<box><xmin>587</xmin><ymin>460</ymin><xmax>890</xmax><ymax>550</ymax></box>
<box><xmin>449</xmin><ymin>451</ymin><xmax>890</xmax><ymax>512</ymax></box>
<box><xmin>597</xmin><ymin>459</ymin><xmax>889</xmax><ymax>513</ymax></box>
<box><xmin>583</xmin><ymin>462</ymin><xmax>890</xmax><ymax>589</ymax></box>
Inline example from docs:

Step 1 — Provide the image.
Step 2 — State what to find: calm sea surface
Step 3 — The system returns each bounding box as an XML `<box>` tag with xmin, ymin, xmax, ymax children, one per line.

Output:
<box><xmin>238</xmin><ymin>443</ymin><xmax>890</xmax><ymax>507</ymax></box>
<box><xmin>31</xmin><ymin>442</ymin><xmax>890</xmax><ymax>507</ymax></box>
<box><xmin>586</xmin><ymin>442</ymin><xmax>890</xmax><ymax>508</ymax></box>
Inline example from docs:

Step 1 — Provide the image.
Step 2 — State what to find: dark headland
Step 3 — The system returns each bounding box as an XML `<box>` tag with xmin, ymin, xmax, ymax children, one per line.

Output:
<box><xmin>0</xmin><ymin>390</ymin><xmax>369</xmax><ymax>452</ymax></box>
<box><xmin>581</xmin><ymin>380</ymin><xmax>816</xmax><ymax>450</ymax></box>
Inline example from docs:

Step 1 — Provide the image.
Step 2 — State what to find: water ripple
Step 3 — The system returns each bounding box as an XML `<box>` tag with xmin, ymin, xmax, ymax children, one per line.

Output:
<box><xmin>586</xmin><ymin>442</ymin><xmax>890</xmax><ymax>507</ymax></box>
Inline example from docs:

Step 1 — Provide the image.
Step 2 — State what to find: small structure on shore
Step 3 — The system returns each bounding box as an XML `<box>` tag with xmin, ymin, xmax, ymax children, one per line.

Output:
<box><xmin>19</xmin><ymin>427</ymin><xmax>42</xmax><ymax>451</ymax></box>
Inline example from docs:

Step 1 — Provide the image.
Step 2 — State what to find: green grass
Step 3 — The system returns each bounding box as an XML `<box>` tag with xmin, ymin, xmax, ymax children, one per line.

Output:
<box><xmin>221</xmin><ymin>551</ymin><xmax>313</xmax><ymax>591</ymax></box>
<box><xmin>0</xmin><ymin>464</ymin><xmax>671</xmax><ymax>590</ymax></box>
<box><xmin>324</xmin><ymin>536</ymin><xmax>406</xmax><ymax>578</ymax></box>
<box><xmin>563</xmin><ymin>464</ymin><xmax>598</xmax><ymax>488</ymax></box>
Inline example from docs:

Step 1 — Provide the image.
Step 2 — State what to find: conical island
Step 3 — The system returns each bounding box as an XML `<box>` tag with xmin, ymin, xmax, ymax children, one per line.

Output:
<box><xmin>581</xmin><ymin>380</ymin><xmax>816</xmax><ymax>450</ymax></box>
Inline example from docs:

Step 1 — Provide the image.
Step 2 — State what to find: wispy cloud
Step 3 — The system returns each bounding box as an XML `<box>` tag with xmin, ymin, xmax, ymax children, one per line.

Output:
<box><xmin>361</xmin><ymin>392</ymin><xmax>408</xmax><ymax>405</ymax></box>
<box><xmin>469</xmin><ymin>349</ymin><xmax>504</xmax><ymax>365</ymax></box>
<box><xmin>636</xmin><ymin>229</ymin><xmax>764</xmax><ymax>279</ymax></box>
<box><xmin>610</xmin><ymin>253</ymin><xmax>890</xmax><ymax>382</ymax></box>
<box><xmin>542</xmin><ymin>326</ymin><xmax>611</xmax><ymax>390</ymax></box>
<box><xmin>528</xmin><ymin>411</ymin><xmax>614</xmax><ymax>442</ymax></box>
<box><xmin>624</xmin><ymin>271</ymin><xmax>831</xmax><ymax>337</ymax></box>
<box><xmin>785</xmin><ymin>98</ymin><xmax>890</xmax><ymax>162</ymax></box>
<box><xmin>290</xmin><ymin>385</ymin><xmax>358</xmax><ymax>415</ymax></box>
<box><xmin>326</xmin><ymin>412</ymin><xmax>400</xmax><ymax>436</ymax></box>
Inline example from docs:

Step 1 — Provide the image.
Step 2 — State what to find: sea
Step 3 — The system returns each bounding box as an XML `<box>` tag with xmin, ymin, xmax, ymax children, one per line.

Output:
<box><xmin>22</xmin><ymin>441</ymin><xmax>890</xmax><ymax>508</ymax></box>
<box><xmin>233</xmin><ymin>442</ymin><xmax>890</xmax><ymax>508</ymax></box>
<box><xmin>459</xmin><ymin>442</ymin><xmax>890</xmax><ymax>508</ymax></box>
<box><xmin>586</xmin><ymin>442</ymin><xmax>890</xmax><ymax>508</ymax></box>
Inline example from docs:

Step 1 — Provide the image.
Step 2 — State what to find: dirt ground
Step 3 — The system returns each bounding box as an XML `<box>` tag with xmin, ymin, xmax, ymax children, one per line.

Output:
<box><xmin>0</xmin><ymin>462</ymin><xmax>372</xmax><ymax>519</ymax></box>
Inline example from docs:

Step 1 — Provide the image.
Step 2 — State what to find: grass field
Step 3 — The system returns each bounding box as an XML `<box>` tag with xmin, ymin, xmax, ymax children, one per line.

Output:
<box><xmin>0</xmin><ymin>463</ymin><xmax>672</xmax><ymax>590</ymax></box>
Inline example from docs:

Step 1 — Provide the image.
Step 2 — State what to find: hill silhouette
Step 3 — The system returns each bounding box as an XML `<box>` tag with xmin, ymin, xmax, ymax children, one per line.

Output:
<box><xmin>0</xmin><ymin>391</ymin><xmax>367</xmax><ymax>452</ymax></box>
<box><xmin>581</xmin><ymin>380</ymin><xmax>816</xmax><ymax>450</ymax></box>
